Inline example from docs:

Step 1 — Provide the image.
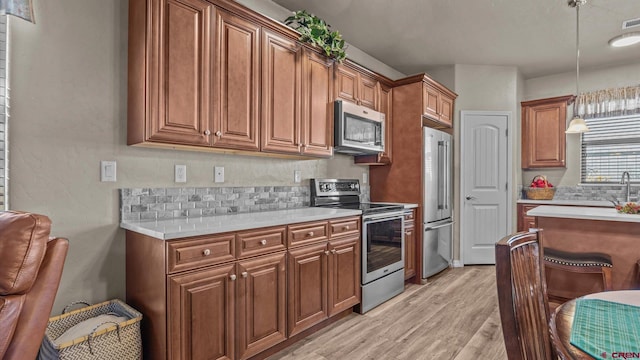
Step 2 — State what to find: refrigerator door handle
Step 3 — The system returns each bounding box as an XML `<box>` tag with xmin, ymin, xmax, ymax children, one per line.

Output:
<box><xmin>443</xmin><ymin>141</ymin><xmax>449</xmax><ymax>210</ymax></box>
<box><xmin>437</xmin><ymin>141</ymin><xmax>445</xmax><ymax>210</ymax></box>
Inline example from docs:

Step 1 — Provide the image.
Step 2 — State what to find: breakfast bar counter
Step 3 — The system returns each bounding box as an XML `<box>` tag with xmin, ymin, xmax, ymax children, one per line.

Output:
<box><xmin>528</xmin><ymin>205</ymin><xmax>640</xmax><ymax>290</ymax></box>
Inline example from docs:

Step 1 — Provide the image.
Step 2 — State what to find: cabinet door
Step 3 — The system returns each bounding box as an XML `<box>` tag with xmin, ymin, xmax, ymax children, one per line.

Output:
<box><xmin>439</xmin><ymin>94</ymin><xmax>454</xmax><ymax>128</ymax></box>
<box><xmin>301</xmin><ymin>49</ymin><xmax>334</xmax><ymax>157</ymax></box>
<box><xmin>422</xmin><ymin>83</ymin><xmax>440</xmax><ymax>121</ymax></box>
<box><xmin>168</xmin><ymin>263</ymin><xmax>235</xmax><ymax>360</ymax></box>
<box><xmin>147</xmin><ymin>0</ymin><xmax>213</xmax><ymax>146</ymax></box>
<box><xmin>327</xmin><ymin>236</ymin><xmax>360</xmax><ymax>316</ymax></box>
<box><xmin>236</xmin><ymin>252</ymin><xmax>287</xmax><ymax>360</ymax></box>
<box><xmin>404</xmin><ymin>220</ymin><xmax>416</xmax><ymax>280</ymax></box>
<box><xmin>261</xmin><ymin>29</ymin><xmax>302</xmax><ymax>154</ymax></box>
<box><xmin>378</xmin><ymin>83</ymin><xmax>393</xmax><ymax>163</ymax></box>
<box><xmin>287</xmin><ymin>242</ymin><xmax>328</xmax><ymax>336</ymax></box>
<box><xmin>521</xmin><ymin>96</ymin><xmax>570</xmax><ymax>168</ymax></box>
<box><xmin>214</xmin><ymin>9</ymin><xmax>260</xmax><ymax>151</ymax></box>
<box><xmin>358</xmin><ymin>73</ymin><xmax>379</xmax><ymax>110</ymax></box>
<box><xmin>334</xmin><ymin>63</ymin><xmax>358</xmax><ymax>104</ymax></box>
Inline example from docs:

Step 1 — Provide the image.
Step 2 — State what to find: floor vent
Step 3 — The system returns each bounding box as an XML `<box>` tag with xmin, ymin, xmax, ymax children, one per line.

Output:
<box><xmin>622</xmin><ymin>17</ymin><xmax>640</xmax><ymax>29</ymax></box>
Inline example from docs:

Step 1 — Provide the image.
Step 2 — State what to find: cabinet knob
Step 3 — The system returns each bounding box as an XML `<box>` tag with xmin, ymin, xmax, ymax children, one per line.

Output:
<box><xmin>215</xmin><ymin>131</ymin><xmax>222</xmax><ymax>137</ymax></box>
<box><xmin>324</xmin><ymin>250</ymin><xmax>330</xmax><ymax>256</ymax></box>
<box><xmin>260</xmin><ymin>239</ymin><xmax>267</xmax><ymax>245</ymax></box>
<box><xmin>230</xmin><ymin>274</ymin><xmax>237</xmax><ymax>281</ymax></box>
<box><xmin>331</xmin><ymin>249</ymin><xmax>337</xmax><ymax>254</ymax></box>
<box><xmin>204</xmin><ymin>129</ymin><xmax>211</xmax><ymax>136</ymax></box>
<box><xmin>343</xmin><ymin>225</ymin><xmax>350</xmax><ymax>230</ymax></box>
<box><xmin>307</xmin><ymin>231</ymin><xmax>314</xmax><ymax>237</ymax></box>
<box><xmin>203</xmin><ymin>249</ymin><xmax>211</xmax><ymax>256</ymax></box>
<box><xmin>241</xmin><ymin>271</ymin><xmax>248</xmax><ymax>278</ymax></box>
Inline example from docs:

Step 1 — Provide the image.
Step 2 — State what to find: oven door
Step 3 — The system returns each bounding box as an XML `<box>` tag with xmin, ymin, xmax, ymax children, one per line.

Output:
<box><xmin>362</xmin><ymin>212</ymin><xmax>405</xmax><ymax>284</ymax></box>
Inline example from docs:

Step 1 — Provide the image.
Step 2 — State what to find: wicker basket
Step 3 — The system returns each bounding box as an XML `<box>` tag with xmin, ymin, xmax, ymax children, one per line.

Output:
<box><xmin>526</xmin><ymin>175</ymin><xmax>556</xmax><ymax>200</ymax></box>
<box><xmin>38</xmin><ymin>299</ymin><xmax>142</xmax><ymax>360</ymax></box>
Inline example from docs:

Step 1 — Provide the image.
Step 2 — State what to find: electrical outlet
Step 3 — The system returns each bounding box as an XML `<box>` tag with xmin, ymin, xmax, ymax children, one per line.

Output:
<box><xmin>100</xmin><ymin>161</ymin><xmax>117</xmax><ymax>182</ymax></box>
<box><xmin>362</xmin><ymin>173</ymin><xmax>368</xmax><ymax>184</ymax></box>
<box><xmin>294</xmin><ymin>170</ymin><xmax>301</xmax><ymax>183</ymax></box>
<box><xmin>214</xmin><ymin>166</ymin><xmax>225</xmax><ymax>183</ymax></box>
<box><xmin>175</xmin><ymin>165</ymin><xmax>187</xmax><ymax>183</ymax></box>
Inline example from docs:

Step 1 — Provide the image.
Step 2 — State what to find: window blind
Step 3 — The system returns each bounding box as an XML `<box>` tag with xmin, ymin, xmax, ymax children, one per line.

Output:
<box><xmin>581</xmin><ymin>115</ymin><xmax>640</xmax><ymax>183</ymax></box>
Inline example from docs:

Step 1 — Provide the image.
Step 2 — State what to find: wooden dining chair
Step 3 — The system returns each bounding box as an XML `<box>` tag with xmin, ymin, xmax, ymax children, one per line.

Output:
<box><xmin>495</xmin><ymin>229</ymin><xmax>554</xmax><ymax>360</ymax></box>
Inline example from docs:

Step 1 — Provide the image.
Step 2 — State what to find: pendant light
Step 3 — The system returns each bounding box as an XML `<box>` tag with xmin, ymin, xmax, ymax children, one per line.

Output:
<box><xmin>566</xmin><ymin>0</ymin><xmax>590</xmax><ymax>134</ymax></box>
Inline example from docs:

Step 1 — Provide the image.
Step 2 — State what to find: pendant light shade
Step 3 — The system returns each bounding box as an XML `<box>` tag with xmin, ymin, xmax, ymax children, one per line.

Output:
<box><xmin>566</xmin><ymin>0</ymin><xmax>589</xmax><ymax>134</ymax></box>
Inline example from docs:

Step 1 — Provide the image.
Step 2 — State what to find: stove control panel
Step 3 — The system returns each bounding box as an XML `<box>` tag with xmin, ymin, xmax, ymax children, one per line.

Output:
<box><xmin>311</xmin><ymin>179</ymin><xmax>360</xmax><ymax>197</ymax></box>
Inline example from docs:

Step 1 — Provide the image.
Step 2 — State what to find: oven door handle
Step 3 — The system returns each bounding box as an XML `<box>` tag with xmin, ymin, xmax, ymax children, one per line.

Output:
<box><xmin>362</xmin><ymin>212</ymin><xmax>406</xmax><ymax>222</ymax></box>
<box><xmin>425</xmin><ymin>221</ymin><xmax>454</xmax><ymax>231</ymax></box>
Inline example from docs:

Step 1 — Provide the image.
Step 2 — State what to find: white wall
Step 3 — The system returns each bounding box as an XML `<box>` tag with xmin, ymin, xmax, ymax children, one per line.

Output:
<box><xmin>522</xmin><ymin>63</ymin><xmax>640</xmax><ymax>187</ymax></box>
<box><xmin>9</xmin><ymin>0</ymin><xmax>396</xmax><ymax>313</ymax></box>
<box><xmin>452</xmin><ymin>64</ymin><xmax>521</xmax><ymax>261</ymax></box>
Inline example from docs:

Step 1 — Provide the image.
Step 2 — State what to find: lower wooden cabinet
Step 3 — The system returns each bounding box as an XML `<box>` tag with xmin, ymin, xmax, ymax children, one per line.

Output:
<box><xmin>287</xmin><ymin>235</ymin><xmax>360</xmax><ymax>336</ymax></box>
<box><xmin>168</xmin><ymin>263</ymin><xmax>235</xmax><ymax>360</ymax></box>
<box><xmin>237</xmin><ymin>252</ymin><xmax>287</xmax><ymax>360</ymax></box>
<box><xmin>127</xmin><ymin>216</ymin><xmax>361</xmax><ymax>360</ymax></box>
<box><xmin>404</xmin><ymin>210</ymin><xmax>416</xmax><ymax>280</ymax></box>
<box><xmin>517</xmin><ymin>204</ymin><xmax>539</xmax><ymax>232</ymax></box>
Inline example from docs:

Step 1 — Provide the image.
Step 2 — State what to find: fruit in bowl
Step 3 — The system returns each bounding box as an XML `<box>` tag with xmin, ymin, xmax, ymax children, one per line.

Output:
<box><xmin>615</xmin><ymin>202</ymin><xmax>640</xmax><ymax>214</ymax></box>
<box><xmin>529</xmin><ymin>176</ymin><xmax>553</xmax><ymax>188</ymax></box>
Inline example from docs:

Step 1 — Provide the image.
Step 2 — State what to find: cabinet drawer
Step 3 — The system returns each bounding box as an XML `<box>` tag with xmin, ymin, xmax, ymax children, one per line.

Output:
<box><xmin>236</xmin><ymin>226</ymin><xmax>286</xmax><ymax>258</ymax></box>
<box><xmin>167</xmin><ymin>234</ymin><xmax>235</xmax><ymax>273</ymax></box>
<box><xmin>329</xmin><ymin>217</ymin><xmax>360</xmax><ymax>238</ymax></box>
<box><xmin>288</xmin><ymin>221</ymin><xmax>328</xmax><ymax>247</ymax></box>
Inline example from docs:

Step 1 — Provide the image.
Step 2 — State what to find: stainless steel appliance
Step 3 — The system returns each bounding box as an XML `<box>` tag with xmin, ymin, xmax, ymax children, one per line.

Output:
<box><xmin>310</xmin><ymin>178</ymin><xmax>405</xmax><ymax>313</ymax></box>
<box><xmin>423</xmin><ymin>127</ymin><xmax>454</xmax><ymax>278</ymax></box>
<box><xmin>334</xmin><ymin>100</ymin><xmax>385</xmax><ymax>155</ymax></box>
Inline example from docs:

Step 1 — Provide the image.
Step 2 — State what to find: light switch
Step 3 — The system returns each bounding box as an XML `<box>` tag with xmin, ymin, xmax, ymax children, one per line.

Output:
<box><xmin>294</xmin><ymin>170</ymin><xmax>301</xmax><ymax>183</ymax></box>
<box><xmin>101</xmin><ymin>161</ymin><xmax>117</xmax><ymax>182</ymax></box>
<box><xmin>362</xmin><ymin>173</ymin><xmax>368</xmax><ymax>184</ymax></box>
<box><xmin>214</xmin><ymin>166</ymin><xmax>224</xmax><ymax>183</ymax></box>
<box><xmin>175</xmin><ymin>165</ymin><xmax>187</xmax><ymax>183</ymax></box>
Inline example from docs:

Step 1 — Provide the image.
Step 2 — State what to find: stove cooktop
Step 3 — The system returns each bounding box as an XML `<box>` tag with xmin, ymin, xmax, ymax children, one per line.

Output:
<box><xmin>318</xmin><ymin>202</ymin><xmax>404</xmax><ymax>215</ymax></box>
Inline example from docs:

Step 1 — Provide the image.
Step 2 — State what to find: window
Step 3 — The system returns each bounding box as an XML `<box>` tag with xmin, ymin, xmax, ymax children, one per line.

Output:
<box><xmin>581</xmin><ymin>114</ymin><xmax>640</xmax><ymax>183</ymax></box>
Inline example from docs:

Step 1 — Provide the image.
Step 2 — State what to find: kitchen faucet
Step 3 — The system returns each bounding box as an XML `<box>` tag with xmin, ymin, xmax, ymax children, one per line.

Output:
<box><xmin>620</xmin><ymin>171</ymin><xmax>631</xmax><ymax>202</ymax></box>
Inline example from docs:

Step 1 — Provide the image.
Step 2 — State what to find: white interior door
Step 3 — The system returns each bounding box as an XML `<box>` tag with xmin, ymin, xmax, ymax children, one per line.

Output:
<box><xmin>460</xmin><ymin>111</ymin><xmax>510</xmax><ymax>264</ymax></box>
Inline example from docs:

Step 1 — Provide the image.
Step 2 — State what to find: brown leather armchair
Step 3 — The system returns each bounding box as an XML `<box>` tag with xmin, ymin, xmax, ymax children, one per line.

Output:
<box><xmin>0</xmin><ymin>211</ymin><xmax>68</xmax><ymax>360</ymax></box>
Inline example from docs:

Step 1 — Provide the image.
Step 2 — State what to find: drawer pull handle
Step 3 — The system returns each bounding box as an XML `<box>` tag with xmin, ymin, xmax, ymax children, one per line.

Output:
<box><xmin>343</xmin><ymin>225</ymin><xmax>350</xmax><ymax>230</ymax></box>
<box><xmin>230</xmin><ymin>274</ymin><xmax>237</xmax><ymax>281</ymax></box>
<box><xmin>203</xmin><ymin>249</ymin><xmax>211</xmax><ymax>256</ymax></box>
<box><xmin>307</xmin><ymin>231</ymin><xmax>314</xmax><ymax>237</ymax></box>
<box><xmin>241</xmin><ymin>272</ymin><xmax>248</xmax><ymax>278</ymax></box>
<box><xmin>260</xmin><ymin>239</ymin><xmax>267</xmax><ymax>245</ymax></box>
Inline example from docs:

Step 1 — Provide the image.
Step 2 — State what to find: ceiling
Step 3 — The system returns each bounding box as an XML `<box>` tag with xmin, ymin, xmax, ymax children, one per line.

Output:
<box><xmin>272</xmin><ymin>0</ymin><xmax>640</xmax><ymax>79</ymax></box>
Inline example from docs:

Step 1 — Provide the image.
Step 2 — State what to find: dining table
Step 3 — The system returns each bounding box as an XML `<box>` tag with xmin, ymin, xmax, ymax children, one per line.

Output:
<box><xmin>550</xmin><ymin>290</ymin><xmax>640</xmax><ymax>359</ymax></box>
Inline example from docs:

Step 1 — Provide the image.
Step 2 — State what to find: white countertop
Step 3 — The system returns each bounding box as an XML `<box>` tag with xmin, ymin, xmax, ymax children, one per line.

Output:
<box><xmin>527</xmin><ymin>205</ymin><xmax>640</xmax><ymax>223</ymax></box>
<box><xmin>517</xmin><ymin>199</ymin><xmax>613</xmax><ymax>207</ymax></box>
<box><xmin>121</xmin><ymin>207</ymin><xmax>362</xmax><ymax>240</ymax></box>
<box><xmin>374</xmin><ymin>202</ymin><xmax>419</xmax><ymax>209</ymax></box>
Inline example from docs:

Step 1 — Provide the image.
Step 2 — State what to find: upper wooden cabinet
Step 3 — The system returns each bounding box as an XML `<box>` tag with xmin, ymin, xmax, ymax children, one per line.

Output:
<box><xmin>334</xmin><ymin>62</ymin><xmax>379</xmax><ymax>110</ymax></box>
<box><xmin>521</xmin><ymin>95</ymin><xmax>572</xmax><ymax>169</ymax></box>
<box><xmin>301</xmin><ymin>49</ymin><xmax>334</xmax><ymax>157</ymax></box>
<box><xmin>421</xmin><ymin>78</ymin><xmax>456</xmax><ymax>128</ymax></box>
<box><xmin>128</xmin><ymin>0</ymin><xmax>214</xmax><ymax>147</ymax></box>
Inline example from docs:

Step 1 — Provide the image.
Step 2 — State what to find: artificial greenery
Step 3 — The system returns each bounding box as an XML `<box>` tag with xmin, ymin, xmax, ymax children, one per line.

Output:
<box><xmin>284</xmin><ymin>10</ymin><xmax>347</xmax><ymax>62</ymax></box>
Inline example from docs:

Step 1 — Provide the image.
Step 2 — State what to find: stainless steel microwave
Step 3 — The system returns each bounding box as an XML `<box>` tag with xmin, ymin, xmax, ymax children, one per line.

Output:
<box><xmin>333</xmin><ymin>100</ymin><xmax>385</xmax><ymax>155</ymax></box>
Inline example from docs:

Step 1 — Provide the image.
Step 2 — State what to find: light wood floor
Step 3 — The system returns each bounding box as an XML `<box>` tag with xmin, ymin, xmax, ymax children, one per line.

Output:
<box><xmin>267</xmin><ymin>266</ymin><xmax>506</xmax><ymax>360</ymax></box>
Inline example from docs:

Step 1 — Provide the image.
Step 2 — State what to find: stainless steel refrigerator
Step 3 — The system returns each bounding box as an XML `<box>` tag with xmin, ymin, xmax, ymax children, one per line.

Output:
<box><xmin>422</xmin><ymin>127</ymin><xmax>454</xmax><ymax>278</ymax></box>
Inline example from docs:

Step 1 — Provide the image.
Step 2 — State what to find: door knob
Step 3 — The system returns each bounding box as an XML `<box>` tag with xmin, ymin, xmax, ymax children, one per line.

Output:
<box><xmin>465</xmin><ymin>195</ymin><xmax>477</xmax><ymax>200</ymax></box>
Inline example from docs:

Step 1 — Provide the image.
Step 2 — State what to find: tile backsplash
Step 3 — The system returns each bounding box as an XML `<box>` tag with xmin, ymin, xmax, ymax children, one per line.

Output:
<box><xmin>121</xmin><ymin>186</ymin><xmax>310</xmax><ymax>221</ymax></box>
<box><xmin>520</xmin><ymin>184</ymin><xmax>640</xmax><ymax>202</ymax></box>
<box><xmin>120</xmin><ymin>185</ymin><xmax>372</xmax><ymax>221</ymax></box>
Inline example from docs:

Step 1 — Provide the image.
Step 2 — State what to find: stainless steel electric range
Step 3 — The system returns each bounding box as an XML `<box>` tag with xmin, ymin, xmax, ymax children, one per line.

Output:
<box><xmin>310</xmin><ymin>178</ymin><xmax>405</xmax><ymax>313</ymax></box>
